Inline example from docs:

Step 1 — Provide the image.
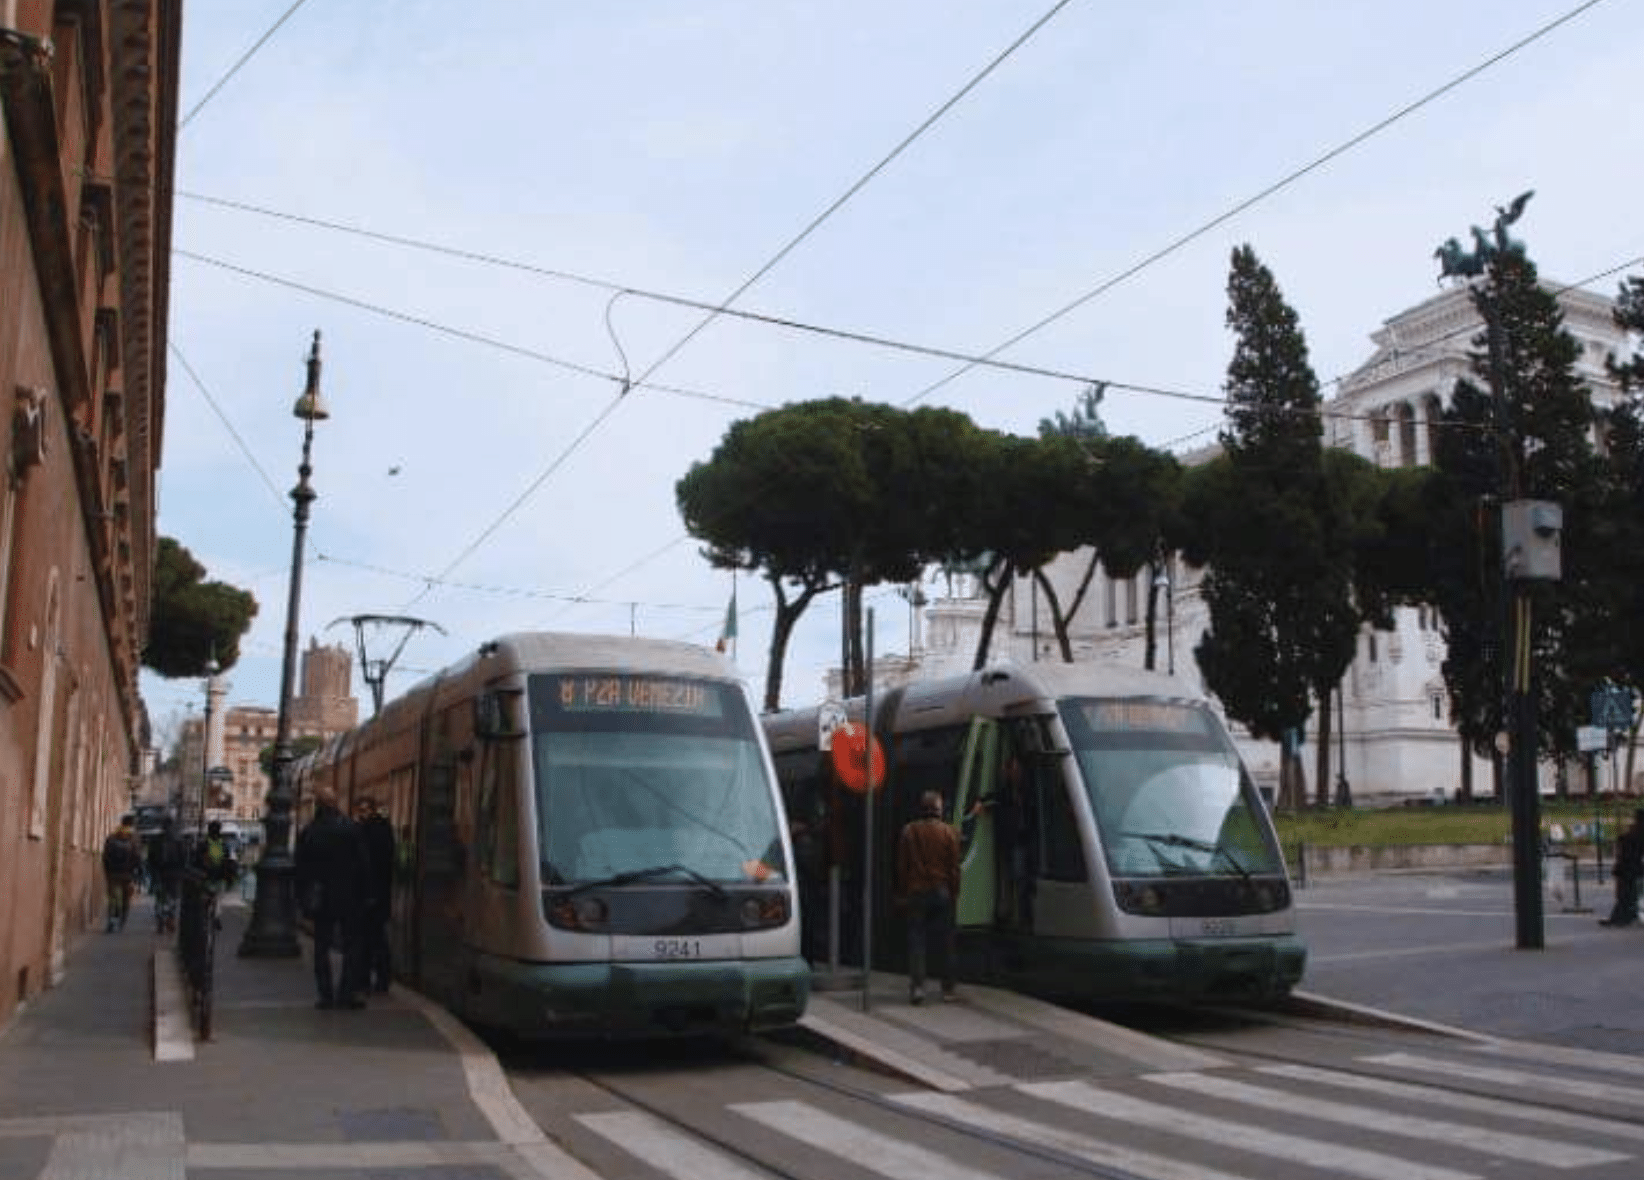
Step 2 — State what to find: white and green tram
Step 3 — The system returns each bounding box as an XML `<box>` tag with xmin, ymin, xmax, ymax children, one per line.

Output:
<box><xmin>292</xmin><ymin>632</ymin><xmax>809</xmax><ymax>1036</ymax></box>
<box><xmin>762</xmin><ymin>660</ymin><xmax>1305</xmax><ymax>1004</ymax></box>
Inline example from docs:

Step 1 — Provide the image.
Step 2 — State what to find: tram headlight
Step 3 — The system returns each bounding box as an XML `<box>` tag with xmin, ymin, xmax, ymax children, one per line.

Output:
<box><xmin>742</xmin><ymin>892</ymin><xmax>790</xmax><ymax>929</ymax></box>
<box><xmin>1112</xmin><ymin>881</ymin><xmax>1167</xmax><ymax>915</ymax></box>
<box><xmin>547</xmin><ymin>895</ymin><xmax>610</xmax><ymax>931</ymax></box>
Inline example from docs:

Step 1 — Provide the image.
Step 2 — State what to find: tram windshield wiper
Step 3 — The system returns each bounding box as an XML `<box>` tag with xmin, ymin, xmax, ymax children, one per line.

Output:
<box><xmin>563</xmin><ymin>863</ymin><xmax>727</xmax><ymax>900</ymax></box>
<box><xmin>1211</xmin><ymin>844</ymin><xmax>1253</xmax><ymax>882</ymax></box>
<box><xmin>1123</xmin><ymin>831</ymin><xmax>1250</xmax><ymax>879</ymax></box>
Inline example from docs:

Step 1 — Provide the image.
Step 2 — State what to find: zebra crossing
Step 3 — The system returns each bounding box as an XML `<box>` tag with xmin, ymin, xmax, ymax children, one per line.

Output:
<box><xmin>560</xmin><ymin>1047</ymin><xmax>1643</xmax><ymax>1180</ymax></box>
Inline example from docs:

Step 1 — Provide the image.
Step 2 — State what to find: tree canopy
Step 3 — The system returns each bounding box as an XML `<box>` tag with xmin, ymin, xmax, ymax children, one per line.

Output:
<box><xmin>141</xmin><ymin>537</ymin><xmax>258</xmax><ymax>678</ymax></box>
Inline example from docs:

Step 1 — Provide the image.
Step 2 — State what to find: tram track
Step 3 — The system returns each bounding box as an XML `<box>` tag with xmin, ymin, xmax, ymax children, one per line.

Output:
<box><xmin>1151</xmin><ymin>1001</ymin><xmax>1644</xmax><ymax>1130</ymax></box>
<box><xmin>499</xmin><ymin>1032</ymin><xmax>1180</xmax><ymax>1180</ymax></box>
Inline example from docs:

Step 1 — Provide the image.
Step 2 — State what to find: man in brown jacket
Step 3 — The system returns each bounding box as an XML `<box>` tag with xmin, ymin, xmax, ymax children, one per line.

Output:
<box><xmin>897</xmin><ymin>790</ymin><xmax>962</xmax><ymax>1004</ymax></box>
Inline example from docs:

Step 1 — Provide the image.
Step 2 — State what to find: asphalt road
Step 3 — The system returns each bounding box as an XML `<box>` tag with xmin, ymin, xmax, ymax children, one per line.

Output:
<box><xmin>1292</xmin><ymin>868</ymin><xmax>1644</xmax><ymax>1053</ymax></box>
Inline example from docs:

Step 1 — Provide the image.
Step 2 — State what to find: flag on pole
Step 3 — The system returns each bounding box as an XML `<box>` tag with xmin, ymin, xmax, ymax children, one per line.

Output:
<box><xmin>716</xmin><ymin>588</ymin><xmax>738</xmax><ymax>653</ymax></box>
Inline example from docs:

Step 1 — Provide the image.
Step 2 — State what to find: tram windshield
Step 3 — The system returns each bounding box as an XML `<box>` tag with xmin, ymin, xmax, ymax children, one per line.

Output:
<box><xmin>528</xmin><ymin>672</ymin><xmax>787</xmax><ymax>887</ymax></box>
<box><xmin>1058</xmin><ymin>697</ymin><xmax>1284</xmax><ymax>879</ymax></box>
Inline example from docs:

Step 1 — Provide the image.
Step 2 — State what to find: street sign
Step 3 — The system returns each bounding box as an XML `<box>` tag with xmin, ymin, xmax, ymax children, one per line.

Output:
<box><xmin>1590</xmin><ymin>686</ymin><xmax>1635</xmax><ymax>732</ymax></box>
<box><xmin>1577</xmin><ymin>725</ymin><xmax>1608</xmax><ymax>754</ymax></box>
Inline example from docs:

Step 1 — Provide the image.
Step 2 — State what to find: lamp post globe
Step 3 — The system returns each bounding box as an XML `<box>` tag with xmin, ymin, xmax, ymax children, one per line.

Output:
<box><xmin>240</xmin><ymin>331</ymin><xmax>329</xmax><ymax>959</ymax></box>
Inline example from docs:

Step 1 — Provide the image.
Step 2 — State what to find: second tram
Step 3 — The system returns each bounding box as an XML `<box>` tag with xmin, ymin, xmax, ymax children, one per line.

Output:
<box><xmin>763</xmin><ymin>660</ymin><xmax>1305</xmax><ymax>1004</ymax></box>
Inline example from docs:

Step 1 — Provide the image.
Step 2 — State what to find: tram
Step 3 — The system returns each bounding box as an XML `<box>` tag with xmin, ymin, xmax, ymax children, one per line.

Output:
<box><xmin>290</xmin><ymin>632</ymin><xmax>809</xmax><ymax>1037</ymax></box>
<box><xmin>762</xmin><ymin>660</ymin><xmax>1305</xmax><ymax>1004</ymax></box>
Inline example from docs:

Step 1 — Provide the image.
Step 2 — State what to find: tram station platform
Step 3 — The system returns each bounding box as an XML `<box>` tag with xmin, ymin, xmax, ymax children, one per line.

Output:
<box><xmin>797</xmin><ymin>972</ymin><xmax>1237</xmax><ymax>1088</ymax></box>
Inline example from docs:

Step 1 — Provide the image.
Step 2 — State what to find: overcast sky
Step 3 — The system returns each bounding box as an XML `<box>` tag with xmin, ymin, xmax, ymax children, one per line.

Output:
<box><xmin>143</xmin><ymin>0</ymin><xmax>1644</xmax><ymax>735</ymax></box>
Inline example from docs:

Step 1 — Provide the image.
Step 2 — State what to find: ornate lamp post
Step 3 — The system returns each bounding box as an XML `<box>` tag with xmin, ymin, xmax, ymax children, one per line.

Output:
<box><xmin>240</xmin><ymin>331</ymin><xmax>329</xmax><ymax>958</ymax></box>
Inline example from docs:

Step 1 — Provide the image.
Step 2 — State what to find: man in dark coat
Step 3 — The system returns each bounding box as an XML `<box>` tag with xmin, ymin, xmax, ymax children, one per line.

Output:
<box><xmin>295</xmin><ymin>787</ymin><xmax>373</xmax><ymax>1008</ymax></box>
<box><xmin>354</xmin><ymin>796</ymin><xmax>397</xmax><ymax>993</ymax></box>
<box><xmin>146</xmin><ymin>817</ymin><xmax>187</xmax><ymax>933</ymax></box>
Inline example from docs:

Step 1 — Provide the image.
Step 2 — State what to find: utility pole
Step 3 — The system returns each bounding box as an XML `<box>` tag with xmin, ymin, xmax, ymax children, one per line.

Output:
<box><xmin>1437</xmin><ymin>193</ymin><xmax>1561</xmax><ymax>952</ymax></box>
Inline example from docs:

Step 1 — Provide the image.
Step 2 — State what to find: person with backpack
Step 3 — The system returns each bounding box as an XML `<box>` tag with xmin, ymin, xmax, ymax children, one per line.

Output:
<box><xmin>101</xmin><ymin>818</ymin><xmax>142</xmax><ymax>932</ymax></box>
<box><xmin>193</xmin><ymin>820</ymin><xmax>241</xmax><ymax>896</ymax></box>
<box><xmin>147</xmin><ymin>817</ymin><xmax>187</xmax><ymax>933</ymax></box>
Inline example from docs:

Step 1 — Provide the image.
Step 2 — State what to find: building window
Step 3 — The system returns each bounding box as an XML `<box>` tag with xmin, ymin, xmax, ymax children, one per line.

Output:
<box><xmin>1367</xmin><ymin>634</ymin><xmax>1378</xmax><ymax>663</ymax></box>
<box><xmin>1431</xmin><ymin>693</ymin><xmax>1444</xmax><ymax>720</ymax></box>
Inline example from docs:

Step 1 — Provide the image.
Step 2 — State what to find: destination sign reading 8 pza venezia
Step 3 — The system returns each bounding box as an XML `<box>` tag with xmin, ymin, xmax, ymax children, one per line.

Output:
<box><xmin>557</xmin><ymin>674</ymin><xmax>718</xmax><ymax>717</ymax></box>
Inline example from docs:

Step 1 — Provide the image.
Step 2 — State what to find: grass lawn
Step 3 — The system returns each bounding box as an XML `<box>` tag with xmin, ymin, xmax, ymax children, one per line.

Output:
<box><xmin>1270</xmin><ymin>799</ymin><xmax>1634</xmax><ymax>848</ymax></box>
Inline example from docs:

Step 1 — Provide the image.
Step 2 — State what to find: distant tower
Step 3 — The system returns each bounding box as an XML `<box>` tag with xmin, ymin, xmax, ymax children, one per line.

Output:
<box><xmin>290</xmin><ymin>638</ymin><xmax>359</xmax><ymax>733</ymax></box>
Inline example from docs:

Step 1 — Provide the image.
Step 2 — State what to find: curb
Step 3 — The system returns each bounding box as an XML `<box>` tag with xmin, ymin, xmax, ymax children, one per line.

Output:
<box><xmin>151</xmin><ymin>949</ymin><xmax>194</xmax><ymax>1062</ymax></box>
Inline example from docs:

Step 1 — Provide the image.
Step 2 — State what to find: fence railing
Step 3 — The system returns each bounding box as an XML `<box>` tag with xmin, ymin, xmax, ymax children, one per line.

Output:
<box><xmin>176</xmin><ymin>871</ymin><xmax>219</xmax><ymax>1040</ymax></box>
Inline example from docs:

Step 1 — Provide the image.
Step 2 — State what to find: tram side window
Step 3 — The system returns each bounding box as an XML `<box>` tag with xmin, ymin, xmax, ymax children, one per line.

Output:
<box><xmin>1037</xmin><ymin>760</ymin><xmax>1085</xmax><ymax>881</ymax></box>
<box><xmin>890</xmin><ymin>726</ymin><xmax>967</xmax><ymax>822</ymax></box>
<box><xmin>476</xmin><ymin>741</ymin><xmax>521</xmax><ymax>889</ymax></box>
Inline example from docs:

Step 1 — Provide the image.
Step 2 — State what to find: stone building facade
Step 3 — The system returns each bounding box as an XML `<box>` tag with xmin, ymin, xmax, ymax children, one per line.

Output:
<box><xmin>0</xmin><ymin>1</ymin><xmax>179</xmax><ymax>1030</ymax></box>
<box><xmin>915</xmin><ymin>282</ymin><xmax>1631</xmax><ymax>805</ymax></box>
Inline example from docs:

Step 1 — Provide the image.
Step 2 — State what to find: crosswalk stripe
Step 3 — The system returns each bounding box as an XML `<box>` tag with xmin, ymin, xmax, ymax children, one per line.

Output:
<box><xmin>891</xmin><ymin>1091</ymin><xmax>1259</xmax><ymax>1180</ymax></box>
<box><xmin>1260</xmin><ymin>1063</ymin><xmax>1644</xmax><ymax>1145</ymax></box>
<box><xmin>1019</xmin><ymin>1080</ymin><xmax>1479</xmax><ymax>1180</ymax></box>
<box><xmin>1148</xmin><ymin>1070</ymin><xmax>1626</xmax><ymax>1169</ymax></box>
<box><xmin>731</xmin><ymin>1099</ymin><xmax>1006</xmax><ymax>1180</ymax></box>
<box><xmin>575</xmin><ymin>1111</ymin><xmax>768</xmax><ymax>1180</ymax></box>
<box><xmin>1364</xmin><ymin>1052</ymin><xmax>1644</xmax><ymax>1108</ymax></box>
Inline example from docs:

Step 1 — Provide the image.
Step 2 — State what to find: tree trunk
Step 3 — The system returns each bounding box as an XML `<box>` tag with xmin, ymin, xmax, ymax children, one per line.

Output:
<box><xmin>971</xmin><ymin>558</ymin><xmax>1013</xmax><ymax>670</ymax></box>
<box><xmin>1458</xmin><ymin>733</ymin><xmax>1474</xmax><ymax>802</ymax></box>
<box><xmin>761</xmin><ymin>573</ymin><xmax>826</xmax><ymax>713</ymax></box>
<box><xmin>1031</xmin><ymin>568</ymin><xmax>1075</xmax><ymax>662</ymax></box>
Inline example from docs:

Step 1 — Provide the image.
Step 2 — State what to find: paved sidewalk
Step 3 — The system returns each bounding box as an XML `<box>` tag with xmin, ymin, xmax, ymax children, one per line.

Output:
<box><xmin>0</xmin><ymin>893</ymin><xmax>593</xmax><ymax>1180</ymax></box>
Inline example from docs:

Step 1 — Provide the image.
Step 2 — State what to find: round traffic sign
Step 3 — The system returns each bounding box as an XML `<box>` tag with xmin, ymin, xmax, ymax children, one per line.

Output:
<box><xmin>829</xmin><ymin>722</ymin><xmax>885</xmax><ymax>793</ymax></box>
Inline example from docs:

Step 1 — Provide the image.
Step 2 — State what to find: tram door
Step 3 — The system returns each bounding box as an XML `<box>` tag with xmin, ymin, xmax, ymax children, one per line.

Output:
<box><xmin>416</xmin><ymin>703</ymin><xmax>469</xmax><ymax>1003</ymax></box>
<box><xmin>954</xmin><ymin>717</ymin><xmax>1000</xmax><ymax>929</ymax></box>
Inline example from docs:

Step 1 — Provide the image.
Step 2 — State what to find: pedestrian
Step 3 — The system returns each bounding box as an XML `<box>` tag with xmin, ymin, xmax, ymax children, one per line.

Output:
<box><xmin>193</xmin><ymin>819</ymin><xmax>241</xmax><ymax>896</ymax></box>
<box><xmin>1599</xmin><ymin>809</ymin><xmax>1644</xmax><ymax>927</ymax></box>
<box><xmin>295</xmin><ymin>787</ymin><xmax>373</xmax><ymax>1009</ymax></box>
<box><xmin>896</xmin><ymin>789</ymin><xmax>961</xmax><ymax>1005</ymax></box>
<box><xmin>147</xmin><ymin>817</ymin><xmax>187</xmax><ymax>933</ymax></box>
<box><xmin>354</xmin><ymin>796</ymin><xmax>396</xmax><ymax>993</ymax></box>
<box><xmin>100</xmin><ymin>817</ymin><xmax>143</xmax><ymax>932</ymax></box>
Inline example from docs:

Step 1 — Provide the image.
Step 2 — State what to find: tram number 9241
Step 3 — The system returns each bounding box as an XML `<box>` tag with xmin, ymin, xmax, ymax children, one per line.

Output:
<box><xmin>651</xmin><ymin>938</ymin><xmax>704</xmax><ymax>960</ymax></box>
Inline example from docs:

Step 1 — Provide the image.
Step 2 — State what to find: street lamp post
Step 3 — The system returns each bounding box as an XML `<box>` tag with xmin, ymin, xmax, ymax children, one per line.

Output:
<box><xmin>240</xmin><ymin>331</ymin><xmax>329</xmax><ymax>959</ymax></box>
